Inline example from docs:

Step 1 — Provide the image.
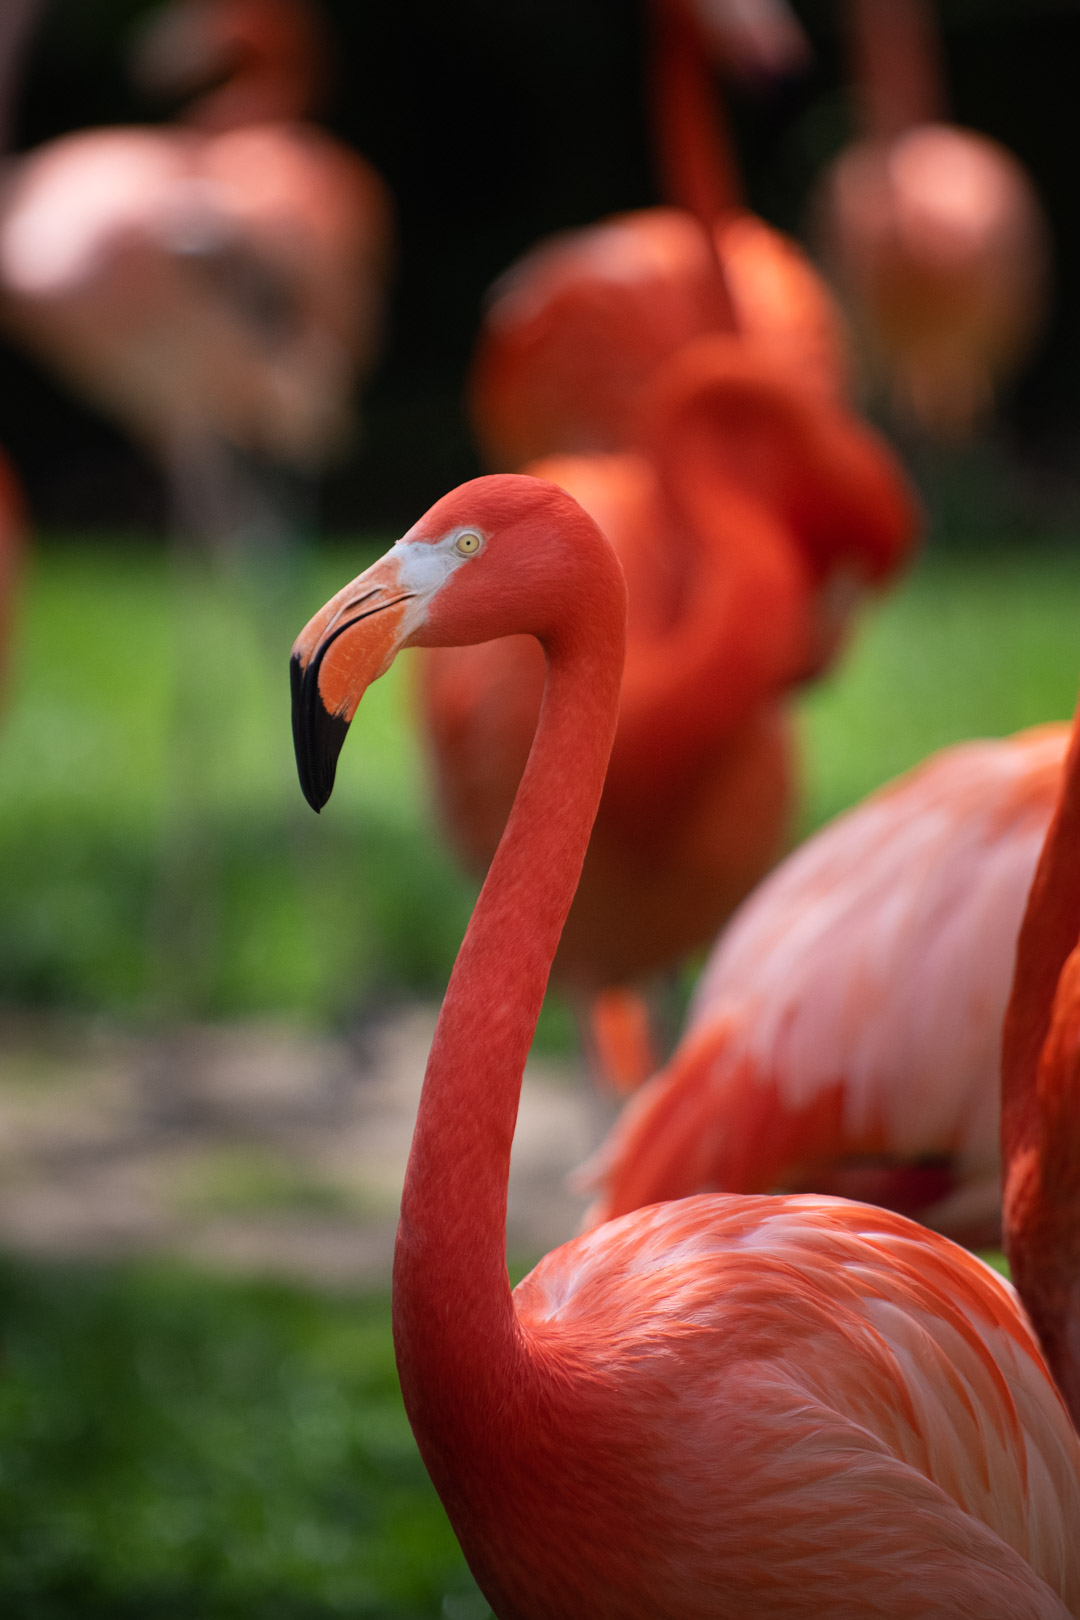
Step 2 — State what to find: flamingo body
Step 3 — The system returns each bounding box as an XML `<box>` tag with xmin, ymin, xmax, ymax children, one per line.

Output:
<box><xmin>460</xmin><ymin>1195</ymin><xmax>1080</xmax><ymax>1618</ymax></box>
<box><xmin>819</xmin><ymin>125</ymin><xmax>1049</xmax><ymax>436</ymax></box>
<box><xmin>817</xmin><ymin>1</ymin><xmax>1049</xmax><ymax>437</ymax></box>
<box><xmin>425</xmin><ymin>342</ymin><xmax>916</xmax><ymax>992</ymax></box>
<box><xmin>419</xmin><ymin>451</ymin><xmax>799</xmax><ymax>990</ymax></box>
<box><xmin>0</xmin><ymin>0</ymin><xmax>392</xmax><ymax>474</ymax></box>
<box><xmin>470</xmin><ymin>207</ymin><xmax>848</xmax><ymax>471</ymax></box>
<box><xmin>291</xmin><ymin>474</ymin><xmax>1080</xmax><ymax>1615</ymax></box>
<box><xmin>590</xmin><ymin>723</ymin><xmax>1067</xmax><ymax>1242</ymax></box>
<box><xmin>0</xmin><ymin>119</ymin><xmax>391</xmax><ymax>466</ymax></box>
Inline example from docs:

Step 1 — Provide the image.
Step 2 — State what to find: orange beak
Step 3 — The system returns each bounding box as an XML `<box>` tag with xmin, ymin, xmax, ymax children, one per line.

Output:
<box><xmin>290</xmin><ymin>552</ymin><xmax>415</xmax><ymax>811</ymax></box>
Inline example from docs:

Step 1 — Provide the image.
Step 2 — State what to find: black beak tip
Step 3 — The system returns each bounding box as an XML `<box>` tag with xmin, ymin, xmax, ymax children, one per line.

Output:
<box><xmin>291</xmin><ymin>652</ymin><xmax>350</xmax><ymax>814</ymax></box>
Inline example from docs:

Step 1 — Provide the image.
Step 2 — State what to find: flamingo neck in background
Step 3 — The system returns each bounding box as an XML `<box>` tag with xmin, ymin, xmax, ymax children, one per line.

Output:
<box><xmin>847</xmin><ymin>0</ymin><xmax>947</xmax><ymax>140</ymax></box>
<box><xmin>649</xmin><ymin>0</ymin><xmax>738</xmax><ymax>328</ymax></box>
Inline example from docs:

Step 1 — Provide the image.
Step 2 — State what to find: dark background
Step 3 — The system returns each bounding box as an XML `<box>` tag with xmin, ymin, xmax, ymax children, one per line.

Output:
<box><xmin>2</xmin><ymin>0</ymin><xmax>1079</xmax><ymax>534</ymax></box>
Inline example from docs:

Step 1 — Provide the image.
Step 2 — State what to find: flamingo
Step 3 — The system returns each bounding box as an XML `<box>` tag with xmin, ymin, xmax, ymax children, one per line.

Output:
<box><xmin>290</xmin><ymin>473</ymin><xmax>1080</xmax><ymax>1615</ymax></box>
<box><xmin>815</xmin><ymin>0</ymin><xmax>1050</xmax><ymax>438</ymax></box>
<box><xmin>469</xmin><ymin>0</ymin><xmax>850</xmax><ymax>473</ymax></box>
<box><xmin>587</xmin><ymin>722</ymin><xmax>1068</xmax><ymax>1247</ymax></box>
<box><xmin>440</xmin><ymin>0</ymin><xmax>916</xmax><ymax>1089</ymax></box>
<box><xmin>425</xmin><ymin>332</ymin><xmax>917</xmax><ymax>1086</ymax></box>
<box><xmin>0</xmin><ymin>0</ymin><xmax>393</xmax><ymax>545</ymax></box>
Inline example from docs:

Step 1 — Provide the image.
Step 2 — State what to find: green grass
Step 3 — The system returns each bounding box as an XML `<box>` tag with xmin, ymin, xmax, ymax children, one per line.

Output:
<box><xmin>0</xmin><ymin>538</ymin><xmax>475</xmax><ymax>1023</ymax></box>
<box><xmin>2</xmin><ymin>535</ymin><xmax>1080</xmax><ymax>1029</ymax></box>
<box><xmin>799</xmin><ymin>543</ymin><xmax>1080</xmax><ymax>830</ymax></box>
<box><xmin>0</xmin><ymin>1258</ymin><xmax>488</xmax><ymax>1620</ymax></box>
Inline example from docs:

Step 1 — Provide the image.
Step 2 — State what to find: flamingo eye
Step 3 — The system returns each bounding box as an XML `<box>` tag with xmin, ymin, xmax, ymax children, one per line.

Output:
<box><xmin>454</xmin><ymin>531</ymin><xmax>482</xmax><ymax>556</ymax></box>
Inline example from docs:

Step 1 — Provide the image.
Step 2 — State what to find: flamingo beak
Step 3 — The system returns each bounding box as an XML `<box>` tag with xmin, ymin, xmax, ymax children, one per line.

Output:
<box><xmin>290</xmin><ymin>553</ymin><xmax>415</xmax><ymax>811</ymax></box>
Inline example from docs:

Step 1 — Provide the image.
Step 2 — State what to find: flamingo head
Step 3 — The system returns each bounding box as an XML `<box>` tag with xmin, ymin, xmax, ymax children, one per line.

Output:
<box><xmin>290</xmin><ymin>473</ymin><xmax>623</xmax><ymax>811</ymax></box>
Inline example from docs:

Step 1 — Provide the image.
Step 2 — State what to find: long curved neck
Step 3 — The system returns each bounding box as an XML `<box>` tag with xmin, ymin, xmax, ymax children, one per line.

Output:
<box><xmin>1002</xmin><ymin>700</ymin><xmax>1080</xmax><ymax>1429</ymax></box>
<box><xmin>394</xmin><ymin>588</ymin><xmax>625</xmax><ymax>1473</ymax></box>
<box><xmin>649</xmin><ymin>0</ymin><xmax>740</xmax><ymax>328</ymax></box>
<box><xmin>847</xmin><ymin>0</ymin><xmax>947</xmax><ymax>140</ymax></box>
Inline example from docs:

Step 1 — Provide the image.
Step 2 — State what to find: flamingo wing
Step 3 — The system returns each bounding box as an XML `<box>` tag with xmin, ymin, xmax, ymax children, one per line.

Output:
<box><xmin>506</xmin><ymin>1195</ymin><xmax>1080</xmax><ymax>1617</ymax></box>
<box><xmin>590</xmin><ymin>725</ymin><xmax>1068</xmax><ymax>1240</ymax></box>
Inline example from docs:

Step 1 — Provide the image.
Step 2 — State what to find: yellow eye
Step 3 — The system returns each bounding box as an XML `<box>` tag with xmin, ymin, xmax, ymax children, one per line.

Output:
<box><xmin>455</xmin><ymin>531</ymin><xmax>482</xmax><ymax>556</ymax></box>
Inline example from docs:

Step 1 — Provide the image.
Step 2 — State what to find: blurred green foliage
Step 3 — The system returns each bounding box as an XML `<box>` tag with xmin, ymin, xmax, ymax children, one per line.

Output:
<box><xmin>1</xmin><ymin>536</ymin><xmax>1079</xmax><ymax>1030</ymax></box>
<box><xmin>0</xmin><ymin>1257</ymin><xmax>487</xmax><ymax>1619</ymax></box>
<box><xmin>800</xmin><ymin>539</ymin><xmax>1080</xmax><ymax>829</ymax></box>
<box><xmin>0</xmin><ymin>538</ymin><xmax>475</xmax><ymax>1023</ymax></box>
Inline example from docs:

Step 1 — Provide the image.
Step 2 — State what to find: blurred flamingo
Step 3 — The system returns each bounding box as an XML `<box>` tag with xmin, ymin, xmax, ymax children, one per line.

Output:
<box><xmin>469</xmin><ymin>0</ymin><xmax>849</xmax><ymax>472</ymax></box>
<box><xmin>438</xmin><ymin>0</ymin><xmax>916</xmax><ymax>1088</ymax></box>
<box><xmin>0</xmin><ymin>0</ymin><xmax>393</xmax><ymax>548</ymax></box>
<box><xmin>815</xmin><ymin>0</ymin><xmax>1050</xmax><ymax>438</ymax></box>
<box><xmin>290</xmin><ymin>474</ymin><xmax>1080</xmax><ymax>1613</ymax></box>
<box><xmin>424</xmin><ymin>334</ymin><xmax>917</xmax><ymax>1086</ymax></box>
<box><xmin>587</xmin><ymin>721</ymin><xmax>1068</xmax><ymax>1247</ymax></box>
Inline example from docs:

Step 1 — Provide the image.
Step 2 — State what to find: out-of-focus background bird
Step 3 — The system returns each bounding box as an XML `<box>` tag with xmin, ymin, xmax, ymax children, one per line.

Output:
<box><xmin>469</xmin><ymin>0</ymin><xmax>848</xmax><ymax>473</ymax></box>
<box><xmin>424</xmin><ymin>332</ymin><xmax>917</xmax><ymax>1086</ymax></box>
<box><xmin>0</xmin><ymin>0</ymin><xmax>393</xmax><ymax>549</ymax></box>
<box><xmin>815</xmin><ymin>0</ymin><xmax>1050</xmax><ymax>440</ymax></box>
<box><xmin>585</xmin><ymin>721</ymin><xmax>1066</xmax><ymax>1245</ymax></box>
<box><xmin>434</xmin><ymin>0</ymin><xmax>919</xmax><ymax>1088</ymax></box>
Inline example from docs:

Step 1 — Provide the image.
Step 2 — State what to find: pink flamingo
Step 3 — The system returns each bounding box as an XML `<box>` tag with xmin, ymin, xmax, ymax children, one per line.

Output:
<box><xmin>0</xmin><ymin>0</ymin><xmax>393</xmax><ymax>543</ymax></box>
<box><xmin>291</xmin><ymin>473</ymin><xmax>1080</xmax><ymax>1614</ymax></box>
<box><xmin>469</xmin><ymin>0</ymin><xmax>849</xmax><ymax>472</ymax></box>
<box><xmin>433</xmin><ymin>0</ymin><xmax>917</xmax><ymax>1087</ymax></box>
<box><xmin>815</xmin><ymin>0</ymin><xmax>1050</xmax><ymax>438</ymax></box>
<box><xmin>587</xmin><ymin>722</ymin><xmax>1067</xmax><ymax>1247</ymax></box>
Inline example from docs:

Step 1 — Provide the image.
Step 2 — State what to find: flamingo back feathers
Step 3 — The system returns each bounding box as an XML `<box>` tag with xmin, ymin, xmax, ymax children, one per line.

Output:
<box><xmin>469</xmin><ymin>209</ymin><xmax>728</xmax><ymax>470</ymax></box>
<box><xmin>469</xmin><ymin>207</ymin><xmax>853</xmax><ymax>474</ymax></box>
<box><xmin>505</xmin><ymin>1195</ymin><xmax>1080</xmax><ymax>1615</ymax></box>
<box><xmin>591</xmin><ymin>725</ymin><xmax>1068</xmax><ymax>1238</ymax></box>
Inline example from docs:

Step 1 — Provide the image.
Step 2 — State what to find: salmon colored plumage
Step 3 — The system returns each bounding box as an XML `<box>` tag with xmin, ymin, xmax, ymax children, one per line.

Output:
<box><xmin>440</xmin><ymin>0</ymin><xmax>916</xmax><ymax>1087</ymax></box>
<box><xmin>816</xmin><ymin>0</ymin><xmax>1050</xmax><ymax>438</ymax></box>
<box><xmin>469</xmin><ymin>0</ymin><xmax>850</xmax><ymax>473</ymax></box>
<box><xmin>589</xmin><ymin>723</ymin><xmax>1068</xmax><ymax>1246</ymax></box>
<box><xmin>424</xmin><ymin>338</ymin><xmax>917</xmax><ymax>1008</ymax></box>
<box><xmin>0</xmin><ymin>0</ymin><xmax>392</xmax><ymax>478</ymax></box>
<box><xmin>291</xmin><ymin>474</ymin><xmax>1080</xmax><ymax>1615</ymax></box>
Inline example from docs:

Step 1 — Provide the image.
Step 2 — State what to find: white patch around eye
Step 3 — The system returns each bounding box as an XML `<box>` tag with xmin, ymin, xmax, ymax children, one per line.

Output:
<box><xmin>392</xmin><ymin>530</ymin><xmax>485</xmax><ymax>598</ymax></box>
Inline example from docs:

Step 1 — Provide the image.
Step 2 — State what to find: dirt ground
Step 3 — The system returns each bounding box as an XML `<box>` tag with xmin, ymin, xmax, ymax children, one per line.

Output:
<box><xmin>0</xmin><ymin>1009</ymin><xmax>598</xmax><ymax>1284</ymax></box>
